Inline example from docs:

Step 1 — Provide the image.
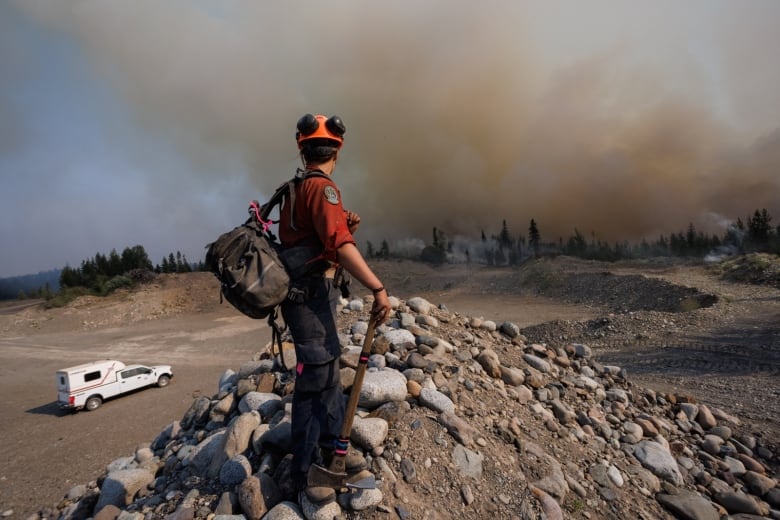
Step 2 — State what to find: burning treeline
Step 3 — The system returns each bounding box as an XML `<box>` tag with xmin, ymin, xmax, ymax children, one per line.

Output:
<box><xmin>366</xmin><ymin>208</ymin><xmax>779</xmax><ymax>265</ymax></box>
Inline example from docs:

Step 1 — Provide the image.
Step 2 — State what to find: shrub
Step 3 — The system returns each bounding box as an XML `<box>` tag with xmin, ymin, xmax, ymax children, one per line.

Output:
<box><xmin>45</xmin><ymin>286</ymin><xmax>91</xmax><ymax>308</ymax></box>
<box><xmin>97</xmin><ymin>275</ymin><xmax>134</xmax><ymax>296</ymax></box>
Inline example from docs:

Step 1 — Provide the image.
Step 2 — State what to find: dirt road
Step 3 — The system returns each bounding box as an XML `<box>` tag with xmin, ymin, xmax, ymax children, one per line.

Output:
<box><xmin>0</xmin><ymin>305</ymin><xmax>269</xmax><ymax>517</ymax></box>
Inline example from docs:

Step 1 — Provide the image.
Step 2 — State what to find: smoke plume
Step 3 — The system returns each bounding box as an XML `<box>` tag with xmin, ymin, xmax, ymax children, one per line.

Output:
<box><xmin>12</xmin><ymin>1</ymin><xmax>780</xmax><ymax>248</ymax></box>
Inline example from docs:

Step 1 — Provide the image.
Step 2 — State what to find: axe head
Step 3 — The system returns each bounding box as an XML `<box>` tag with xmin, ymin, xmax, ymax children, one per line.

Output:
<box><xmin>307</xmin><ymin>463</ymin><xmax>377</xmax><ymax>490</ymax></box>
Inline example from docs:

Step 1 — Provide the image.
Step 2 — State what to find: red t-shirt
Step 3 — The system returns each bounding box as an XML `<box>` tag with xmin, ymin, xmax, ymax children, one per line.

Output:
<box><xmin>278</xmin><ymin>174</ymin><xmax>355</xmax><ymax>262</ymax></box>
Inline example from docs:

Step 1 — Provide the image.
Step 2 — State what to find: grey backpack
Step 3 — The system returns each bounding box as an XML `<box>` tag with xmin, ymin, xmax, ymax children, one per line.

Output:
<box><xmin>205</xmin><ymin>169</ymin><xmax>329</xmax><ymax>320</ymax></box>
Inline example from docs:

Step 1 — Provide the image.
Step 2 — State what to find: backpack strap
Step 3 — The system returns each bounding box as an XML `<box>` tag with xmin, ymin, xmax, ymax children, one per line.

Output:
<box><xmin>256</xmin><ymin>168</ymin><xmax>330</xmax><ymax>231</ymax></box>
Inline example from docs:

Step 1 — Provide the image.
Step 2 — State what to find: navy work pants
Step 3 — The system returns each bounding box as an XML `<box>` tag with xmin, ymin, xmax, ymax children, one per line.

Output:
<box><xmin>281</xmin><ymin>278</ymin><xmax>345</xmax><ymax>486</ymax></box>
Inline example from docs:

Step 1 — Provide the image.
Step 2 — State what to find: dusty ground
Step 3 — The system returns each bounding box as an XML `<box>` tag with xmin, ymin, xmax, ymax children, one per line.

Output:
<box><xmin>0</xmin><ymin>256</ymin><xmax>778</xmax><ymax>518</ymax></box>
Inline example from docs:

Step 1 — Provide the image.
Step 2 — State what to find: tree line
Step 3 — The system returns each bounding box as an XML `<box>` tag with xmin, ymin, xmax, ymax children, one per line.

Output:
<box><xmin>3</xmin><ymin>208</ymin><xmax>777</xmax><ymax>301</ymax></box>
<box><xmin>0</xmin><ymin>246</ymin><xmax>206</xmax><ymax>303</ymax></box>
<box><xmin>365</xmin><ymin>208</ymin><xmax>779</xmax><ymax>265</ymax></box>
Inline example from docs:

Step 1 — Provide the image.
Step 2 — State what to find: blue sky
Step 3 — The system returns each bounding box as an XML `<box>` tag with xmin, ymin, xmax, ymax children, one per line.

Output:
<box><xmin>2</xmin><ymin>1</ymin><xmax>779</xmax><ymax>277</ymax></box>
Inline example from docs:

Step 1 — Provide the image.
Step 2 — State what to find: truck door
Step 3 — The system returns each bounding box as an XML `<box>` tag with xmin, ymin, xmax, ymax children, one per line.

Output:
<box><xmin>119</xmin><ymin>367</ymin><xmax>152</xmax><ymax>392</ymax></box>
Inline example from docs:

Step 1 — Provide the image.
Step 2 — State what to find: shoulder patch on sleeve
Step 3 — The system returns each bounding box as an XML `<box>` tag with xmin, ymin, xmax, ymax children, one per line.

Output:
<box><xmin>323</xmin><ymin>185</ymin><xmax>339</xmax><ymax>205</ymax></box>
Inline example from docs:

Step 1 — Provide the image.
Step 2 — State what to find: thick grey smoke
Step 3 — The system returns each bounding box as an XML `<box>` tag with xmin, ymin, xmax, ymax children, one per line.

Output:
<box><xmin>12</xmin><ymin>1</ymin><xmax>780</xmax><ymax>249</ymax></box>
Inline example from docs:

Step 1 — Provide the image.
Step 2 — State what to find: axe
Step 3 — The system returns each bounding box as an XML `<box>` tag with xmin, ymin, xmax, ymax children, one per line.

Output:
<box><xmin>307</xmin><ymin>316</ymin><xmax>378</xmax><ymax>490</ymax></box>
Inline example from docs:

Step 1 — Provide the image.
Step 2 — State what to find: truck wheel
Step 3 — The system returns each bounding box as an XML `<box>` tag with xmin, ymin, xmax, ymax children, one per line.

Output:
<box><xmin>85</xmin><ymin>396</ymin><xmax>102</xmax><ymax>411</ymax></box>
<box><xmin>157</xmin><ymin>375</ymin><xmax>170</xmax><ymax>388</ymax></box>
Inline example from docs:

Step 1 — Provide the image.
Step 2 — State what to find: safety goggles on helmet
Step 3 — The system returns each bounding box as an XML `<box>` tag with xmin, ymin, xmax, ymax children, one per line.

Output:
<box><xmin>296</xmin><ymin>114</ymin><xmax>346</xmax><ymax>148</ymax></box>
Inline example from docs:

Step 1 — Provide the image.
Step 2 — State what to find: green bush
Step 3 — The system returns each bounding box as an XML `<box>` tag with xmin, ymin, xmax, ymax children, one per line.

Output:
<box><xmin>97</xmin><ymin>275</ymin><xmax>134</xmax><ymax>296</ymax></box>
<box><xmin>45</xmin><ymin>286</ymin><xmax>90</xmax><ymax>308</ymax></box>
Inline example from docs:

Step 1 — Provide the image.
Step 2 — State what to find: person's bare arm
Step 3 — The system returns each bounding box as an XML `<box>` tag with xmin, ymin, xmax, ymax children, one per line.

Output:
<box><xmin>336</xmin><ymin>242</ymin><xmax>390</xmax><ymax>323</ymax></box>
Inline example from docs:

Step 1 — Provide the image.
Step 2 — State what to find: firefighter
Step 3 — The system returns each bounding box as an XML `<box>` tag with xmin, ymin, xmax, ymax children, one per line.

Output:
<box><xmin>279</xmin><ymin>113</ymin><xmax>391</xmax><ymax>505</ymax></box>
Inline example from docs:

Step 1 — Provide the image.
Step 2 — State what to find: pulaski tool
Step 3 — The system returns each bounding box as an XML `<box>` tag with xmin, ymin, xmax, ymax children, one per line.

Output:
<box><xmin>307</xmin><ymin>316</ymin><xmax>378</xmax><ymax>490</ymax></box>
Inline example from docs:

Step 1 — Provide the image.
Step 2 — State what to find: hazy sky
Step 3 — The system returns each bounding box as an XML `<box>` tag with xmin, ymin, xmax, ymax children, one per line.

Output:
<box><xmin>2</xmin><ymin>1</ymin><xmax>779</xmax><ymax>277</ymax></box>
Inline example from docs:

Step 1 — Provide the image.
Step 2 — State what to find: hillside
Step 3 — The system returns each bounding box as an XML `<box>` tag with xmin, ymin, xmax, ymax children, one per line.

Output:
<box><xmin>1</xmin><ymin>256</ymin><xmax>779</xmax><ymax>519</ymax></box>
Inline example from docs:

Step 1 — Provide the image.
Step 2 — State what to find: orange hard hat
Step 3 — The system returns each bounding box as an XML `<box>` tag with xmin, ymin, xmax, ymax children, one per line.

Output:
<box><xmin>295</xmin><ymin>114</ymin><xmax>345</xmax><ymax>148</ymax></box>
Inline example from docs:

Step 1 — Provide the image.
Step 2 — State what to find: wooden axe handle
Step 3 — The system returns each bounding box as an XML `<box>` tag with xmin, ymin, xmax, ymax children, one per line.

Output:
<box><xmin>338</xmin><ymin>316</ymin><xmax>377</xmax><ymax>441</ymax></box>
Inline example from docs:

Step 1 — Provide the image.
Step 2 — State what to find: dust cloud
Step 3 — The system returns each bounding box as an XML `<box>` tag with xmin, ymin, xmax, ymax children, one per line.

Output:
<box><xmin>13</xmin><ymin>1</ymin><xmax>780</xmax><ymax>246</ymax></box>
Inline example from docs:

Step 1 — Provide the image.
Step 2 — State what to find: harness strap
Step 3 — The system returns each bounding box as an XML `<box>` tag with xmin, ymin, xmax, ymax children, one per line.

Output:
<box><xmin>267</xmin><ymin>307</ymin><xmax>289</xmax><ymax>371</ymax></box>
<box><xmin>254</xmin><ymin>168</ymin><xmax>330</xmax><ymax>233</ymax></box>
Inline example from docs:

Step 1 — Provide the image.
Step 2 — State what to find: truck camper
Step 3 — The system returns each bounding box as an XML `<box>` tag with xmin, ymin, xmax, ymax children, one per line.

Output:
<box><xmin>57</xmin><ymin>359</ymin><xmax>173</xmax><ymax>411</ymax></box>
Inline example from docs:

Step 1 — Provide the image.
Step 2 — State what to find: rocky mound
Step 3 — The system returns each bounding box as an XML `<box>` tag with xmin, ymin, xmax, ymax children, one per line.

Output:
<box><xmin>44</xmin><ymin>293</ymin><xmax>779</xmax><ymax>520</ymax></box>
<box><xmin>711</xmin><ymin>253</ymin><xmax>780</xmax><ymax>288</ymax></box>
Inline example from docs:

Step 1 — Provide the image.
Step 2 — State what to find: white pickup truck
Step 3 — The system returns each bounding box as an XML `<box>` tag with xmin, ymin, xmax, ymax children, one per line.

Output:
<box><xmin>57</xmin><ymin>359</ymin><xmax>173</xmax><ymax>411</ymax></box>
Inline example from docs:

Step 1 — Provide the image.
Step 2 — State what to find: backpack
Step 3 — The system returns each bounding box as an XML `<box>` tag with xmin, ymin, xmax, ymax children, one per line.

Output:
<box><xmin>204</xmin><ymin>169</ymin><xmax>330</xmax><ymax>320</ymax></box>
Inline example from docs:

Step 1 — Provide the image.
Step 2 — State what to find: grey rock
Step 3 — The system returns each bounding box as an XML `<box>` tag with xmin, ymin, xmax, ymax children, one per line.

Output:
<box><xmin>65</xmin><ymin>484</ymin><xmax>87</xmax><ymax>501</ymax></box>
<box><xmin>238</xmin><ymin>393</ymin><xmax>282</xmax><ymax>418</ymax></box>
<box><xmin>208</xmin><ymin>411</ymin><xmax>261</xmax><ymax>479</ymax></box>
<box><xmin>590</xmin><ymin>463</ymin><xmax>611</xmax><ymax>488</ymax></box>
<box><xmin>214</xmin><ymin>491</ymin><xmax>236</xmax><ymax>515</ymax></box>
<box><xmin>405</xmin><ymin>352</ymin><xmax>429</xmax><ymax>369</ymax></box>
<box><xmin>351</xmin><ymin>416</ymin><xmax>389</xmax><ymax>451</ymax></box>
<box><xmin>723</xmin><ymin>456</ymin><xmax>747</xmax><ymax>476</ymax></box>
<box><xmin>359</xmin><ymin>368</ymin><xmax>408</xmax><ymax>408</ymax></box>
<box><xmin>299</xmin><ymin>493</ymin><xmax>342</xmax><ymax>520</ymax></box>
<box><xmin>188</xmin><ymin>431</ymin><xmax>226</xmax><ymax>475</ymax></box>
<box><xmin>343</xmin><ymin>488</ymin><xmax>382</xmax><ymax>511</ymax></box>
<box><xmin>262</xmin><ymin>501</ymin><xmax>304</xmax><ymax>520</ymax></box>
<box><xmin>550</xmin><ymin>399</ymin><xmax>576</xmax><ymax>425</ymax></box>
<box><xmin>181</xmin><ymin>397</ymin><xmax>211</xmax><ymax>430</ymax></box>
<box><xmin>499</xmin><ymin>321</ymin><xmax>520</xmax><ymax>338</ymax></box>
<box><xmin>438</xmin><ymin>411</ymin><xmax>478</xmax><ymax>446</ymax></box>
<box><xmin>523</xmin><ymin>354</ymin><xmax>551</xmax><ymax>373</ymax></box>
<box><xmin>402</xmin><ymin>368</ymin><xmax>425</xmax><ymax>383</ymax></box>
<box><xmin>476</xmin><ymin>349</ymin><xmax>502</xmax><ymax>378</ymax></box>
<box><xmin>461</xmin><ymin>484</ymin><xmax>475</xmax><ymax>505</ymax></box>
<box><xmin>399</xmin><ymin>312</ymin><xmax>416</xmax><ymax>328</ymax></box>
<box><xmin>568</xmin><ymin>343</ymin><xmax>592</xmax><ymax>358</ymax></box>
<box><xmin>94</xmin><ymin>469</ymin><xmax>156</xmax><ymax>510</ymax></box>
<box><xmin>500</xmin><ymin>365</ymin><xmax>525</xmax><ymax>386</ymax></box>
<box><xmin>407</xmin><ymin>297</ymin><xmax>432</xmax><ymax>315</ymax></box>
<box><xmin>351</xmin><ymin>321</ymin><xmax>369</xmax><ymax>335</ymax></box>
<box><xmin>696</xmin><ymin>404</ymin><xmax>717</xmax><ymax>429</ymax></box>
<box><xmin>708</xmin><ymin>425</ymin><xmax>732</xmax><ymax>441</ymax></box>
<box><xmin>743</xmin><ymin>470</ymin><xmax>777</xmax><ymax>497</ymax></box>
<box><xmin>679</xmin><ymin>403</ymin><xmax>699</xmax><ymax>421</ymax></box>
<box><xmin>383</xmin><ymin>329</ymin><xmax>416</xmax><ymax>348</ymax></box>
<box><xmin>237</xmin><ymin>360</ymin><xmax>274</xmax><ymax>379</ymax></box>
<box><xmin>237</xmin><ymin>473</ymin><xmax>282</xmax><ymax>520</ymax></box>
<box><xmin>106</xmin><ymin>456</ymin><xmax>136</xmax><ymax>474</ymax></box>
<box><xmin>480</xmin><ymin>320</ymin><xmax>497</xmax><ymax>332</ymax></box>
<box><xmin>255</xmin><ymin>422</ymin><xmax>292</xmax><ymax>454</ymax></box>
<box><xmin>347</xmin><ymin>299</ymin><xmax>364</xmax><ymax>312</ymax></box>
<box><xmin>218</xmin><ymin>369</ymin><xmax>237</xmax><ymax>390</ymax></box>
<box><xmin>656</xmin><ymin>491</ymin><xmax>720</xmax><ymax>520</ymax></box>
<box><xmin>607</xmin><ymin>465</ymin><xmax>624</xmax><ymax>487</ymax></box>
<box><xmin>701</xmin><ymin>434</ymin><xmax>723</xmax><ymax>455</ymax></box>
<box><xmin>219</xmin><ymin>454</ymin><xmax>252</xmax><ymax>487</ymax></box>
<box><xmin>367</xmin><ymin>354</ymin><xmax>386</xmax><ymax>369</ymax></box>
<box><xmin>416</xmin><ymin>314</ymin><xmax>439</xmax><ymax>328</ymax></box>
<box><xmin>400</xmin><ymin>458</ymin><xmax>416</xmax><ymax>483</ymax></box>
<box><xmin>633</xmin><ymin>440</ymin><xmax>684</xmax><ymax>486</ymax></box>
<box><xmin>419</xmin><ymin>388</ymin><xmax>455</xmax><ymax>414</ymax></box>
<box><xmin>713</xmin><ymin>491</ymin><xmax>763</xmax><ymax>515</ymax></box>
<box><xmin>452</xmin><ymin>444</ymin><xmax>483</xmax><ymax>479</ymax></box>
<box><xmin>766</xmin><ymin>488</ymin><xmax>780</xmax><ymax>508</ymax></box>
<box><xmin>606</xmin><ymin>388</ymin><xmax>629</xmax><ymax>403</ymax></box>
<box><xmin>152</xmin><ymin>421</ymin><xmax>182</xmax><ymax>450</ymax></box>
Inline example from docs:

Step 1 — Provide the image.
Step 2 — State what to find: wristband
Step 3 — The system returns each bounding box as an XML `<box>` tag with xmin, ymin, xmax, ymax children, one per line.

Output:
<box><xmin>371</xmin><ymin>286</ymin><xmax>385</xmax><ymax>294</ymax></box>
